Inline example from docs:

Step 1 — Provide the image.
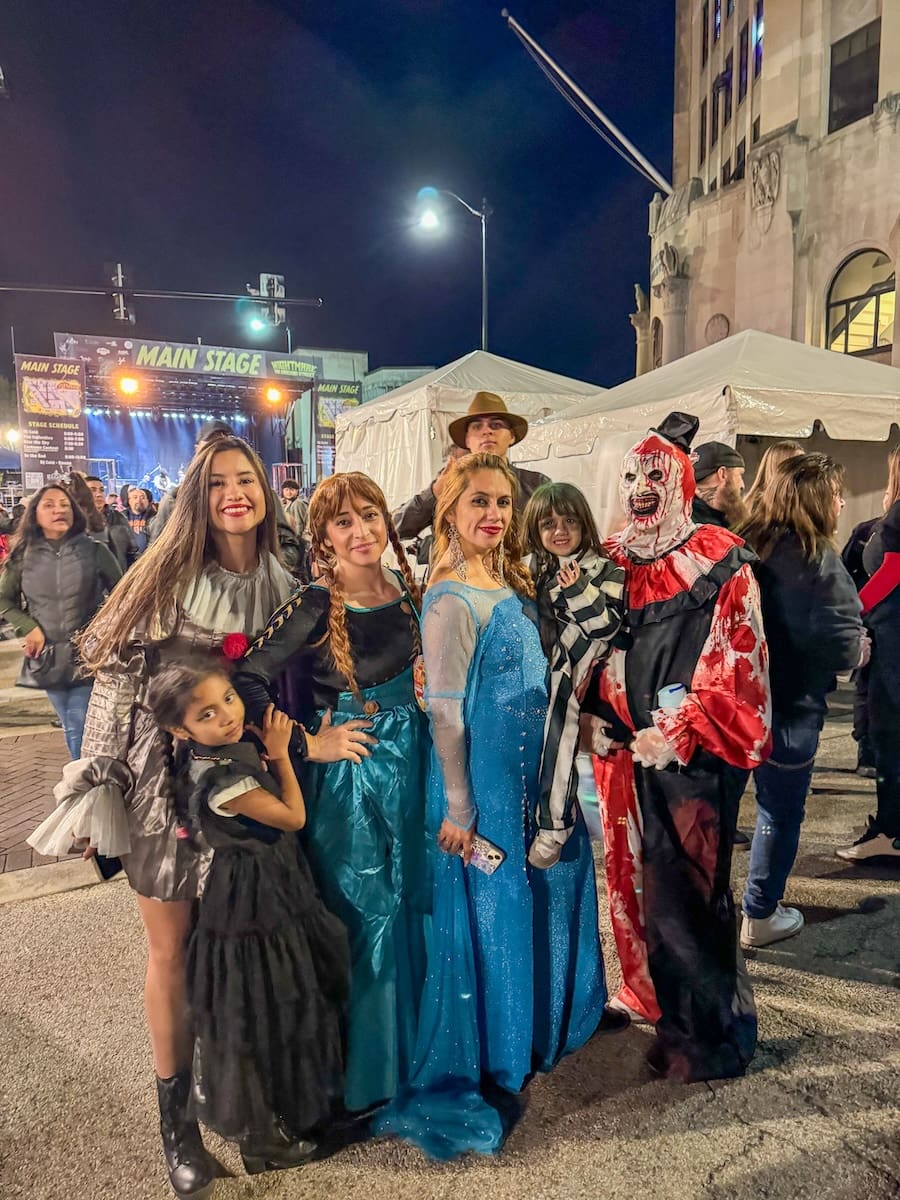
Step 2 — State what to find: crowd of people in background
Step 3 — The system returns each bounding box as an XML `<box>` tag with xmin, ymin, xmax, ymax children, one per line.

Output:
<box><xmin>5</xmin><ymin>391</ymin><xmax>899</xmax><ymax>1198</ymax></box>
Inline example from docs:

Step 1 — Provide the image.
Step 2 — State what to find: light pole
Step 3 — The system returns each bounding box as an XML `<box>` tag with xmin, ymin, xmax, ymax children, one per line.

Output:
<box><xmin>417</xmin><ymin>188</ymin><xmax>491</xmax><ymax>351</ymax></box>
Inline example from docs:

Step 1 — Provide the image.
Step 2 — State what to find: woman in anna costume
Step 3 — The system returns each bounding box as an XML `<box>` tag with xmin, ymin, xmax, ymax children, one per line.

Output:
<box><xmin>235</xmin><ymin>472</ymin><xmax>430</xmax><ymax>1116</ymax></box>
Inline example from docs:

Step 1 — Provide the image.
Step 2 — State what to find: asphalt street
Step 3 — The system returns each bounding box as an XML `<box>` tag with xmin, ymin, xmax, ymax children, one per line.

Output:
<box><xmin>1</xmin><ymin>699</ymin><xmax>898</xmax><ymax>1200</ymax></box>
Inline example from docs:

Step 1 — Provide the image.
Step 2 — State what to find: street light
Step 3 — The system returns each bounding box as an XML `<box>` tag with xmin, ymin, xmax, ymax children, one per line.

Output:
<box><xmin>416</xmin><ymin>186</ymin><xmax>491</xmax><ymax>351</ymax></box>
<box><xmin>5</xmin><ymin>428</ymin><xmax>19</xmax><ymax>448</ymax></box>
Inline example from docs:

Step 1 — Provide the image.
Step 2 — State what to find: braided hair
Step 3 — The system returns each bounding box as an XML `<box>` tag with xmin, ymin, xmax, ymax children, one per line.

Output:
<box><xmin>307</xmin><ymin>472</ymin><xmax>421</xmax><ymax>704</ymax></box>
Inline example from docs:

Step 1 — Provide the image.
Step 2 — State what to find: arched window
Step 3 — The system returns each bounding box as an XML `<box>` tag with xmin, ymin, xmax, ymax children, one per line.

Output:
<box><xmin>826</xmin><ymin>249</ymin><xmax>895</xmax><ymax>356</ymax></box>
<box><xmin>651</xmin><ymin>317</ymin><xmax>663</xmax><ymax>369</ymax></box>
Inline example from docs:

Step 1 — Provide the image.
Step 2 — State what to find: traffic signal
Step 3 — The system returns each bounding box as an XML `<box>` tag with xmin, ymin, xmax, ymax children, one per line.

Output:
<box><xmin>109</xmin><ymin>262</ymin><xmax>135</xmax><ymax>323</ymax></box>
<box><xmin>259</xmin><ymin>273</ymin><xmax>286</xmax><ymax>326</ymax></box>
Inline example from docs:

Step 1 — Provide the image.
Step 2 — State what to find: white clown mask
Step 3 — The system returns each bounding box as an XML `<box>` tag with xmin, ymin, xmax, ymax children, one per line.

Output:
<box><xmin>618</xmin><ymin>432</ymin><xmax>696</xmax><ymax>559</ymax></box>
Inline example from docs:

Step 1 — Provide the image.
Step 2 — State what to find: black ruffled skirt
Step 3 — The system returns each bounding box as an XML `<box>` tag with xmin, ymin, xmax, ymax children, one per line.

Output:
<box><xmin>186</xmin><ymin>835</ymin><xmax>349</xmax><ymax>1140</ymax></box>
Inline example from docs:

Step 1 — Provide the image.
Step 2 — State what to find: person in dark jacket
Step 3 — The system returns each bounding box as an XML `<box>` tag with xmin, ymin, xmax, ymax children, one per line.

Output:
<box><xmin>84</xmin><ymin>475</ymin><xmax>140</xmax><ymax>571</ymax></box>
<box><xmin>841</xmin><ymin>513</ymin><xmax>880</xmax><ymax>775</ymax></box>
<box><xmin>0</xmin><ymin>484</ymin><xmax>121</xmax><ymax>757</ymax></box>
<box><xmin>391</xmin><ymin>392</ymin><xmax>549</xmax><ymax>539</ymax></box>
<box><xmin>836</xmin><ymin>492</ymin><xmax>900</xmax><ymax>861</ymax></box>
<box><xmin>148</xmin><ymin>420</ymin><xmax>304</xmax><ymax>576</ymax></box>
<box><xmin>737</xmin><ymin>454</ymin><xmax>866</xmax><ymax>945</ymax></box>
<box><xmin>123</xmin><ymin>485</ymin><xmax>156</xmax><ymax>554</ymax></box>
<box><xmin>691</xmin><ymin>441</ymin><xmax>747</xmax><ymax>529</ymax></box>
<box><xmin>840</xmin><ymin>446</ymin><xmax>900</xmax><ymax>779</ymax></box>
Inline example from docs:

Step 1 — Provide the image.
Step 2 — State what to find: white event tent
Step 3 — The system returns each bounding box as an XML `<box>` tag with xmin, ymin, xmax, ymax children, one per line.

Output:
<box><xmin>335</xmin><ymin>350</ymin><xmax>603</xmax><ymax>510</ymax></box>
<box><xmin>511</xmin><ymin>330</ymin><xmax>900</xmax><ymax>536</ymax></box>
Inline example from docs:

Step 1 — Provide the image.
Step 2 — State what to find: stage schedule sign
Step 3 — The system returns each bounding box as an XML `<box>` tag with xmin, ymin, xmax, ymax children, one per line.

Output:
<box><xmin>315</xmin><ymin>381</ymin><xmax>362</xmax><ymax>478</ymax></box>
<box><xmin>15</xmin><ymin>355</ymin><xmax>89</xmax><ymax>491</ymax></box>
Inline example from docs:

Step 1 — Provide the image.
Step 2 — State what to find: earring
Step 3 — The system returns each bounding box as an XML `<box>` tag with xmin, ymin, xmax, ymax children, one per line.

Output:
<box><xmin>486</xmin><ymin>542</ymin><xmax>506</xmax><ymax>584</ymax></box>
<box><xmin>448</xmin><ymin>524</ymin><xmax>467</xmax><ymax>581</ymax></box>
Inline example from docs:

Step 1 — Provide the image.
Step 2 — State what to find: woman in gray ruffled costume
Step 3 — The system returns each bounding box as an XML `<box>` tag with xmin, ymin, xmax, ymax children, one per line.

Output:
<box><xmin>32</xmin><ymin>437</ymin><xmax>369</xmax><ymax>1199</ymax></box>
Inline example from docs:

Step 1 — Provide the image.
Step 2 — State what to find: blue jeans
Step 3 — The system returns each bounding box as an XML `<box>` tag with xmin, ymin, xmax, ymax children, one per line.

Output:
<box><xmin>45</xmin><ymin>684</ymin><xmax>93</xmax><ymax>759</ymax></box>
<box><xmin>742</xmin><ymin>716</ymin><xmax>821</xmax><ymax>919</ymax></box>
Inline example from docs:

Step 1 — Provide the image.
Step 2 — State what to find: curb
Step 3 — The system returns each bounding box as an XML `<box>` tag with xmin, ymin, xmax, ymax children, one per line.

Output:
<box><xmin>0</xmin><ymin>858</ymin><xmax>114</xmax><ymax>906</ymax></box>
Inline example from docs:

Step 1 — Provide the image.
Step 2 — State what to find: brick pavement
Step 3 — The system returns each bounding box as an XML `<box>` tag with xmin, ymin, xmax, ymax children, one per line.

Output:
<box><xmin>0</xmin><ymin>731</ymin><xmax>71</xmax><ymax>873</ymax></box>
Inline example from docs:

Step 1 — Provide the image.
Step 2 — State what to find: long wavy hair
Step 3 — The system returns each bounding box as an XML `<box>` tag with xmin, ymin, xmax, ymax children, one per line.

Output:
<box><xmin>522</xmin><ymin>480</ymin><xmax>606</xmax><ymax>577</ymax></box>
<box><xmin>79</xmin><ymin>437</ymin><xmax>281</xmax><ymax>672</ymax></box>
<box><xmin>431</xmin><ymin>452</ymin><xmax>534</xmax><ymax>599</ymax></box>
<box><xmin>9</xmin><ymin>483</ymin><xmax>87</xmax><ymax>559</ymax></box>
<box><xmin>307</xmin><ymin>472</ymin><xmax>421</xmax><ymax>703</ymax></box>
<box><xmin>66</xmin><ymin>471</ymin><xmax>107</xmax><ymax>533</ymax></box>
<box><xmin>744</xmin><ymin>440</ymin><xmax>804</xmax><ymax>513</ymax></box>
<box><xmin>737</xmin><ymin>452</ymin><xmax>844</xmax><ymax>563</ymax></box>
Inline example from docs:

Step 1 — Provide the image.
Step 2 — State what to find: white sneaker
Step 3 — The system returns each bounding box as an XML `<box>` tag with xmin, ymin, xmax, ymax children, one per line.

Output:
<box><xmin>835</xmin><ymin>817</ymin><xmax>900</xmax><ymax>861</ymax></box>
<box><xmin>740</xmin><ymin>903</ymin><xmax>804</xmax><ymax>948</ymax></box>
<box><xmin>608</xmin><ymin>995</ymin><xmax>652</xmax><ymax>1025</ymax></box>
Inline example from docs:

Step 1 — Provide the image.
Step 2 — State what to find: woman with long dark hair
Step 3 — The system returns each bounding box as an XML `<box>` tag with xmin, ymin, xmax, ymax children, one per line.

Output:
<box><xmin>0</xmin><ymin>483</ymin><xmax>120</xmax><ymax>758</ymax></box>
<box><xmin>235</xmin><ymin>471</ymin><xmax>430</xmax><ymax>1118</ymax></box>
<box><xmin>737</xmin><ymin>454</ymin><xmax>866</xmax><ymax>945</ymax></box>
<box><xmin>47</xmin><ymin>438</ymin><xmax>309</xmax><ymax>1199</ymax></box>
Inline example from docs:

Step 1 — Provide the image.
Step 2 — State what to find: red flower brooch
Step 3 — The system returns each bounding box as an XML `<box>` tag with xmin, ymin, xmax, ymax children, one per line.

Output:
<box><xmin>221</xmin><ymin>633</ymin><xmax>250</xmax><ymax>661</ymax></box>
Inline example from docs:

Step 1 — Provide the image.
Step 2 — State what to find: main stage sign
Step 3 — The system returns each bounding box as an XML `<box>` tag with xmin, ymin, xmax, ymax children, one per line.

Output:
<box><xmin>315</xmin><ymin>380</ymin><xmax>362</xmax><ymax>477</ymax></box>
<box><xmin>15</xmin><ymin>355</ymin><xmax>89</xmax><ymax>490</ymax></box>
<box><xmin>54</xmin><ymin>333</ymin><xmax>322</xmax><ymax>382</ymax></box>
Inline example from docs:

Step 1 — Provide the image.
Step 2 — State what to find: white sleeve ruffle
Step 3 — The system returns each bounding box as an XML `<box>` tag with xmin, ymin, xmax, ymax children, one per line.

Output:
<box><xmin>28</xmin><ymin>757</ymin><xmax>134</xmax><ymax>858</ymax></box>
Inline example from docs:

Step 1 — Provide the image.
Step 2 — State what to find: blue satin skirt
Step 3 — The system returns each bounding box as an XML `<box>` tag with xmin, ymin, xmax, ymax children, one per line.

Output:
<box><xmin>302</xmin><ymin>667</ymin><xmax>431</xmax><ymax>1112</ymax></box>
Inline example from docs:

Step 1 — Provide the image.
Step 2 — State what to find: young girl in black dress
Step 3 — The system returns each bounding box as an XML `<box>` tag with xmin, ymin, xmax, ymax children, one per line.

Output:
<box><xmin>147</xmin><ymin>659</ymin><xmax>349</xmax><ymax>1177</ymax></box>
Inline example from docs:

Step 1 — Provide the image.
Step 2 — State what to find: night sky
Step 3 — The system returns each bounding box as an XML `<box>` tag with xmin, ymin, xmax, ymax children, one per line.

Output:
<box><xmin>0</xmin><ymin>0</ymin><xmax>674</xmax><ymax>388</ymax></box>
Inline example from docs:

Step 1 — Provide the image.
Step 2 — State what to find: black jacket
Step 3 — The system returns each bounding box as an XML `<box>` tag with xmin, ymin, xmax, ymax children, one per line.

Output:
<box><xmin>92</xmin><ymin>506</ymin><xmax>139</xmax><ymax>572</ymax></box>
<box><xmin>0</xmin><ymin>533</ymin><xmax>121</xmax><ymax>641</ymax></box>
<box><xmin>860</xmin><ymin>501</ymin><xmax>900</xmax><ymax>707</ymax></box>
<box><xmin>691</xmin><ymin>496</ymin><xmax>730</xmax><ymax>528</ymax></box>
<box><xmin>754</xmin><ymin>531</ymin><xmax>862</xmax><ymax>721</ymax></box>
<box><xmin>392</xmin><ymin>464</ymin><xmax>550</xmax><ymax>540</ymax></box>
<box><xmin>841</xmin><ymin>516</ymin><xmax>879</xmax><ymax>591</ymax></box>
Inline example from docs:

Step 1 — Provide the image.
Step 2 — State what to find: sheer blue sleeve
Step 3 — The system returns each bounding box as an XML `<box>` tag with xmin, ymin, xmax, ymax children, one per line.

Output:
<box><xmin>422</xmin><ymin>587</ymin><xmax>478</xmax><ymax>830</ymax></box>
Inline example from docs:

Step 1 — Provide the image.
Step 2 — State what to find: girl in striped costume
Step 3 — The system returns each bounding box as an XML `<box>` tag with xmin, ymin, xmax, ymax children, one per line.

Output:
<box><xmin>523</xmin><ymin>483</ymin><xmax>626</xmax><ymax>869</ymax></box>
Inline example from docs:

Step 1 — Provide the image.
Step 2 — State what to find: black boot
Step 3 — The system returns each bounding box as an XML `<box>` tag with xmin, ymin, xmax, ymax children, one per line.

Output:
<box><xmin>156</xmin><ymin>1071</ymin><xmax>214</xmax><ymax>1199</ymax></box>
<box><xmin>239</xmin><ymin>1123</ymin><xmax>317</xmax><ymax>1175</ymax></box>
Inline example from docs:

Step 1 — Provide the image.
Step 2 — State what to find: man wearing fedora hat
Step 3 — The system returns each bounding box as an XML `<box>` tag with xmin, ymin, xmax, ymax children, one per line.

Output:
<box><xmin>392</xmin><ymin>391</ymin><xmax>550</xmax><ymax>539</ymax></box>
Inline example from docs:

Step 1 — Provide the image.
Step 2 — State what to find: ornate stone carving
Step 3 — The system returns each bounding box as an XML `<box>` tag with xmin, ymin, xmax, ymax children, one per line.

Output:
<box><xmin>750</xmin><ymin>149</ymin><xmax>781</xmax><ymax>234</ymax></box>
<box><xmin>705</xmin><ymin>313</ymin><xmax>730</xmax><ymax>344</ymax></box>
<box><xmin>751</xmin><ymin>150</ymin><xmax>781</xmax><ymax>209</ymax></box>
<box><xmin>652</xmin><ymin>273</ymin><xmax>688</xmax><ymax>315</ymax></box>
<box><xmin>651</xmin><ymin>243</ymin><xmax>680</xmax><ymax>286</ymax></box>
<box><xmin>874</xmin><ymin>92</ymin><xmax>900</xmax><ymax>131</ymax></box>
<box><xmin>649</xmin><ymin>179</ymin><xmax>704</xmax><ymax>236</ymax></box>
<box><xmin>633</xmin><ymin>283</ymin><xmax>649</xmax><ymax>313</ymax></box>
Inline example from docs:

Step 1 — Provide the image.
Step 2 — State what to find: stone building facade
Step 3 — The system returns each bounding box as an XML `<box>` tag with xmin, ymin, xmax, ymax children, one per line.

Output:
<box><xmin>633</xmin><ymin>0</ymin><xmax>900</xmax><ymax>374</ymax></box>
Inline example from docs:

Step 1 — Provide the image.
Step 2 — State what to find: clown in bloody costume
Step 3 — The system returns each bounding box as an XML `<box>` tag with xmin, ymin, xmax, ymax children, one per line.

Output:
<box><xmin>584</xmin><ymin>411</ymin><xmax>771</xmax><ymax>1082</ymax></box>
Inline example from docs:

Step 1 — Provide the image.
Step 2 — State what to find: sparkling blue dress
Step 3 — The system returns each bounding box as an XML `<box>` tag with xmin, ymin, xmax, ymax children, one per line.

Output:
<box><xmin>235</xmin><ymin>579</ymin><xmax>430</xmax><ymax>1114</ymax></box>
<box><xmin>371</xmin><ymin>581</ymin><xmax>607</xmax><ymax>1159</ymax></box>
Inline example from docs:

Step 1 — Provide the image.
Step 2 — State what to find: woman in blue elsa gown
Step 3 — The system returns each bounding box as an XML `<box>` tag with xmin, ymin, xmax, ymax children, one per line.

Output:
<box><xmin>372</xmin><ymin>452</ymin><xmax>611</xmax><ymax>1160</ymax></box>
<box><xmin>235</xmin><ymin>473</ymin><xmax>430</xmax><ymax>1117</ymax></box>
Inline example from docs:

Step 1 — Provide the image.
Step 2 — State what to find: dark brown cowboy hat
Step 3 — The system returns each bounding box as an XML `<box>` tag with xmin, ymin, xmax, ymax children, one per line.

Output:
<box><xmin>447</xmin><ymin>391</ymin><xmax>529</xmax><ymax>449</ymax></box>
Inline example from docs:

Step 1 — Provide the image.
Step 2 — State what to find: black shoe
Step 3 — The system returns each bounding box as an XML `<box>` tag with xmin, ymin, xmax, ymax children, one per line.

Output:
<box><xmin>156</xmin><ymin>1072</ymin><xmax>214</xmax><ymax>1199</ymax></box>
<box><xmin>733</xmin><ymin>829</ymin><xmax>751</xmax><ymax>849</ymax></box>
<box><xmin>595</xmin><ymin>1004</ymin><xmax>631</xmax><ymax>1034</ymax></box>
<box><xmin>239</xmin><ymin>1127</ymin><xmax>317</xmax><ymax>1175</ymax></box>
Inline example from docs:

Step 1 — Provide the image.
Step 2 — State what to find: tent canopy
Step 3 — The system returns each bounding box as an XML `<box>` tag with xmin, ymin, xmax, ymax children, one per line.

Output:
<box><xmin>336</xmin><ymin>350</ymin><xmax>603</xmax><ymax>509</ymax></box>
<box><xmin>511</xmin><ymin>330</ymin><xmax>900</xmax><ymax>539</ymax></box>
<box><xmin>0</xmin><ymin>448</ymin><xmax>20</xmax><ymax>471</ymax></box>
<box><xmin>556</xmin><ymin>329</ymin><xmax>900</xmax><ymax>440</ymax></box>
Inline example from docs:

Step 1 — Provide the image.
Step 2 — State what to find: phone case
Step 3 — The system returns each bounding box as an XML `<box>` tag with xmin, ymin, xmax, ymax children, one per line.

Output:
<box><xmin>466</xmin><ymin>834</ymin><xmax>507</xmax><ymax>875</ymax></box>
